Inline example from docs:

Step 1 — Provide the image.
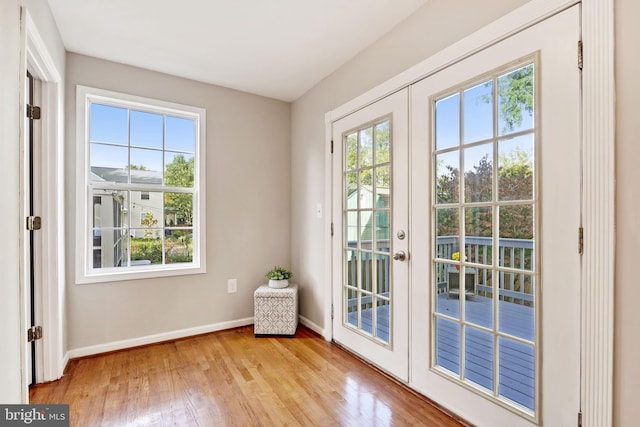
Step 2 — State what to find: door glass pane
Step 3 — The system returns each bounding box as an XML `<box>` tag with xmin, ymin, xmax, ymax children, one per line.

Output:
<box><xmin>464</xmin><ymin>143</ymin><xmax>493</xmax><ymax>203</ymax></box>
<box><xmin>464</xmin><ymin>81</ymin><xmax>493</xmax><ymax>144</ymax></box>
<box><xmin>466</xmin><ymin>267</ymin><xmax>493</xmax><ymax>329</ymax></box>
<box><xmin>499</xmin><ymin>337</ymin><xmax>535</xmax><ymax>411</ymax></box>
<box><xmin>374</xmin><ymin>121</ymin><xmax>390</xmax><ymax>164</ymax></box>
<box><xmin>346</xmin><ymin>132</ymin><xmax>358</xmax><ymax>170</ymax></box>
<box><xmin>432</xmin><ymin>61</ymin><xmax>537</xmax><ymax>414</ymax></box>
<box><xmin>499</xmin><ymin>272</ymin><xmax>535</xmax><ymax>339</ymax></box>
<box><xmin>465</xmin><ymin>206</ymin><xmax>492</xmax><ymax>266</ymax></box>
<box><xmin>498</xmin><ymin>134</ymin><xmax>534</xmax><ymax>201</ymax></box>
<box><xmin>465</xmin><ymin>326</ymin><xmax>494</xmax><ymax>392</ymax></box>
<box><xmin>343</xmin><ymin>117</ymin><xmax>393</xmax><ymax>345</ymax></box>
<box><xmin>375</xmin><ymin>166</ymin><xmax>390</xmax><ymax>208</ymax></box>
<box><xmin>346</xmin><ymin>250</ymin><xmax>358</xmax><ymax>287</ymax></box>
<box><xmin>435</xmin><ymin>93</ymin><xmax>459</xmax><ymax>150</ymax></box>
<box><xmin>359</xmin><ymin>127</ymin><xmax>373</xmax><ymax>168</ymax></box>
<box><xmin>498</xmin><ymin>64</ymin><xmax>534</xmax><ymax>136</ymax></box>
<box><xmin>436</xmin><ymin>317</ymin><xmax>460</xmax><ymax>375</ymax></box>
<box><xmin>346</xmin><ymin>288</ymin><xmax>358</xmax><ymax>328</ymax></box>
<box><xmin>434</xmin><ymin>261</ymin><xmax>455</xmax><ymax>316</ymax></box>
<box><xmin>376</xmin><ymin>298</ymin><xmax>390</xmax><ymax>344</ymax></box>
<box><xmin>435</xmin><ymin>150</ymin><xmax>459</xmax><ymax>204</ymax></box>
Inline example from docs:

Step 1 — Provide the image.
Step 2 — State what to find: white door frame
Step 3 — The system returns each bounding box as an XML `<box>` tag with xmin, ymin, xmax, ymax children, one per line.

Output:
<box><xmin>324</xmin><ymin>0</ymin><xmax>614</xmax><ymax>424</ymax></box>
<box><xmin>19</xmin><ymin>8</ymin><xmax>65</xmax><ymax>399</ymax></box>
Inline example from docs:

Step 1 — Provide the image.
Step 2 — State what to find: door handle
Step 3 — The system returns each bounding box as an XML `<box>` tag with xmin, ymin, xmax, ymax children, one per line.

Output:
<box><xmin>393</xmin><ymin>251</ymin><xmax>407</xmax><ymax>261</ymax></box>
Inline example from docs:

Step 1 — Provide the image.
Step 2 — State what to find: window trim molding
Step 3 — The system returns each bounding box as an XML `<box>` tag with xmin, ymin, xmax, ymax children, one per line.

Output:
<box><xmin>75</xmin><ymin>85</ymin><xmax>207</xmax><ymax>284</ymax></box>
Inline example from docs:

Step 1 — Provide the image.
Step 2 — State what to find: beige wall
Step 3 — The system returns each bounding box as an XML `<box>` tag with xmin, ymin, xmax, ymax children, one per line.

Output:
<box><xmin>65</xmin><ymin>54</ymin><xmax>291</xmax><ymax>350</ymax></box>
<box><xmin>0</xmin><ymin>0</ymin><xmax>66</xmax><ymax>403</ymax></box>
<box><xmin>290</xmin><ymin>0</ymin><xmax>530</xmax><ymax>327</ymax></box>
<box><xmin>614</xmin><ymin>0</ymin><xmax>640</xmax><ymax>424</ymax></box>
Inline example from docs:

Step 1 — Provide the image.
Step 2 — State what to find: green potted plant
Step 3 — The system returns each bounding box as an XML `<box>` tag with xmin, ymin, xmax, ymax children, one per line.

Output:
<box><xmin>265</xmin><ymin>266</ymin><xmax>293</xmax><ymax>289</ymax></box>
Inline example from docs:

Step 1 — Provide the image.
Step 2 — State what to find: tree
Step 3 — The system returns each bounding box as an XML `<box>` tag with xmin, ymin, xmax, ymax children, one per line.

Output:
<box><xmin>496</xmin><ymin>64</ymin><xmax>534</xmax><ymax>134</ymax></box>
<box><xmin>128</xmin><ymin>164</ymin><xmax>148</xmax><ymax>171</ymax></box>
<box><xmin>435</xmin><ymin>149</ymin><xmax>533</xmax><ymax>239</ymax></box>
<box><xmin>164</xmin><ymin>155</ymin><xmax>194</xmax><ymax>226</ymax></box>
<box><xmin>140</xmin><ymin>212</ymin><xmax>158</xmax><ymax>239</ymax></box>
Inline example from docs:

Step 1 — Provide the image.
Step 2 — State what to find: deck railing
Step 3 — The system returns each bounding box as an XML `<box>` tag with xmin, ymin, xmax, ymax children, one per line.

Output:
<box><xmin>436</xmin><ymin>236</ymin><xmax>534</xmax><ymax>305</ymax></box>
<box><xmin>346</xmin><ymin>236</ymin><xmax>534</xmax><ymax>308</ymax></box>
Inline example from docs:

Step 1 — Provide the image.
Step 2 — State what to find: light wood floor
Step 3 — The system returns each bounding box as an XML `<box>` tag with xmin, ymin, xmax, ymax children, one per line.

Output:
<box><xmin>30</xmin><ymin>325</ymin><xmax>470</xmax><ymax>426</ymax></box>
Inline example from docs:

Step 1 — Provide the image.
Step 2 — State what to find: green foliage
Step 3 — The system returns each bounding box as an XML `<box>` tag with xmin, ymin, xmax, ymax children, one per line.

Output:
<box><xmin>130</xmin><ymin>238</ymin><xmax>162</xmax><ymax>264</ymax></box>
<box><xmin>140</xmin><ymin>212</ymin><xmax>158</xmax><ymax>239</ymax></box>
<box><xmin>165</xmin><ymin>232</ymin><xmax>192</xmax><ymax>264</ymax></box>
<box><xmin>265</xmin><ymin>266</ymin><xmax>293</xmax><ymax>280</ymax></box>
<box><xmin>164</xmin><ymin>155</ymin><xmax>194</xmax><ymax>226</ymax></box>
<box><xmin>345</xmin><ymin>122</ymin><xmax>390</xmax><ymax>189</ymax></box>
<box><xmin>436</xmin><ymin>149</ymin><xmax>533</xmax><ymax>238</ymax></box>
<box><xmin>165</xmin><ymin>155</ymin><xmax>194</xmax><ymax>187</ymax></box>
<box><xmin>128</xmin><ymin>164</ymin><xmax>148</xmax><ymax>170</ymax></box>
<box><xmin>497</xmin><ymin>65</ymin><xmax>534</xmax><ymax>133</ymax></box>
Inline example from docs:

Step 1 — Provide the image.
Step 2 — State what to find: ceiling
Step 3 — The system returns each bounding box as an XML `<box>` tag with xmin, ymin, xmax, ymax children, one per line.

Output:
<box><xmin>47</xmin><ymin>0</ymin><xmax>427</xmax><ymax>102</ymax></box>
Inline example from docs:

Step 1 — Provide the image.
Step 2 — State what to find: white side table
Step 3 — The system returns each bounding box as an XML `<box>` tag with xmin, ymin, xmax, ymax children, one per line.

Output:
<box><xmin>254</xmin><ymin>283</ymin><xmax>299</xmax><ymax>336</ymax></box>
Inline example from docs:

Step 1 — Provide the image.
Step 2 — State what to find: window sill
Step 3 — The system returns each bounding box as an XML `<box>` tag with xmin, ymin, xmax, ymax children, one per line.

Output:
<box><xmin>76</xmin><ymin>263</ymin><xmax>206</xmax><ymax>284</ymax></box>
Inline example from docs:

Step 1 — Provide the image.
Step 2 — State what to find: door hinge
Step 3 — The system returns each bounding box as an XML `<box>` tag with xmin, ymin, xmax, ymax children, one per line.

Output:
<box><xmin>578</xmin><ymin>41</ymin><xmax>583</xmax><ymax>70</ymax></box>
<box><xmin>578</xmin><ymin>410</ymin><xmax>583</xmax><ymax>427</ymax></box>
<box><xmin>578</xmin><ymin>227</ymin><xmax>584</xmax><ymax>255</ymax></box>
<box><xmin>331</xmin><ymin>304</ymin><xmax>334</xmax><ymax>320</ymax></box>
<box><xmin>27</xmin><ymin>326</ymin><xmax>42</xmax><ymax>343</ymax></box>
<box><xmin>26</xmin><ymin>216</ymin><xmax>42</xmax><ymax>231</ymax></box>
<box><xmin>331</xmin><ymin>222</ymin><xmax>334</xmax><ymax>237</ymax></box>
<box><xmin>26</xmin><ymin>104</ymin><xmax>41</xmax><ymax>120</ymax></box>
<box><xmin>331</xmin><ymin>140</ymin><xmax>334</xmax><ymax>154</ymax></box>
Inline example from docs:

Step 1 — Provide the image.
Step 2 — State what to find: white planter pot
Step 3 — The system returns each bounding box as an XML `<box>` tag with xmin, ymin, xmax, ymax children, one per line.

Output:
<box><xmin>268</xmin><ymin>279</ymin><xmax>289</xmax><ymax>289</ymax></box>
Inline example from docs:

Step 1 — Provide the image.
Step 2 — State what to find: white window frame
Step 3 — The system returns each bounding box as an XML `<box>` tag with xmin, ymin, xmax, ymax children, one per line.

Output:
<box><xmin>75</xmin><ymin>85</ymin><xmax>206</xmax><ymax>284</ymax></box>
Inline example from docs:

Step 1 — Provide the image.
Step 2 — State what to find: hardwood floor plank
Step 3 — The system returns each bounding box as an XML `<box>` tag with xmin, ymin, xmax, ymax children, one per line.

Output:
<box><xmin>30</xmin><ymin>325</ymin><xmax>469</xmax><ymax>426</ymax></box>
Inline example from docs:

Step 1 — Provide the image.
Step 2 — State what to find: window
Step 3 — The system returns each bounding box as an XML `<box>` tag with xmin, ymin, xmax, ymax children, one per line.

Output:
<box><xmin>76</xmin><ymin>86</ymin><xmax>206</xmax><ymax>283</ymax></box>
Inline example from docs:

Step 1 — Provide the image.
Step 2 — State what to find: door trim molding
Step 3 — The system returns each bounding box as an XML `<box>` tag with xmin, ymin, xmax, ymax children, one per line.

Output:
<box><xmin>324</xmin><ymin>0</ymin><xmax>614</xmax><ymax>424</ymax></box>
<box><xmin>19</xmin><ymin>8</ymin><xmax>65</xmax><ymax>397</ymax></box>
<box><xmin>581</xmin><ymin>1</ymin><xmax>615</xmax><ymax>426</ymax></box>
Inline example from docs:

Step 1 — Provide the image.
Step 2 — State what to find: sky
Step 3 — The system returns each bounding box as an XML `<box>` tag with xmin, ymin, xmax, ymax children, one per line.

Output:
<box><xmin>90</xmin><ymin>103</ymin><xmax>196</xmax><ymax>174</ymax></box>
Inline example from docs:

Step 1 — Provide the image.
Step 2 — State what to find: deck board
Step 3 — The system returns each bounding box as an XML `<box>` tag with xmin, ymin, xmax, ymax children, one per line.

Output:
<box><xmin>347</xmin><ymin>293</ymin><xmax>535</xmax><ymax>411</ymax></box>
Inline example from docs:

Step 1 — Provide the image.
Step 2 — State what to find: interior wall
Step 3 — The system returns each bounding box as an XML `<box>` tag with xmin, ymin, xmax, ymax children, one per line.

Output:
<box><xmin>290</xmin><ymin>0</ymin><xmax>530</xmax><ymax>328</ymax></box>
<box><xmin>614</xmin><ymin>0</ymin><xmax>640</xmax><ymax>424</ymax></box>
<box><xmin>0</xmin><ymin>0</ymin><xmax>65</xmax><ymax>403</ymax></box>
<box><xmin>65</xmin><ymin>53</ymin><xmax>291</xmax><ymax>351</ymax></box>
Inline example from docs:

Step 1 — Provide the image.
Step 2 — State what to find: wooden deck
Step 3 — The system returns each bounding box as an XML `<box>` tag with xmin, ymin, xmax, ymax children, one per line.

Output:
<box><xmin>347</xmin><ymin>293</ymin><xmax>535</xmax><ymax>411</ymax></box>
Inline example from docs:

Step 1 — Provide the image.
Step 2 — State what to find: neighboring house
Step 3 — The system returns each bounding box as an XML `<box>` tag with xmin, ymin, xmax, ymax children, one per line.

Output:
<box><xmin>345</xmin><ymin>185</ymin><xmax>390</xmax><ymax>250</ymax></box>
<box><xmin>90</xmin><ymin>167</ymin><xmax>165</xmax><ymax>267</ymax></box>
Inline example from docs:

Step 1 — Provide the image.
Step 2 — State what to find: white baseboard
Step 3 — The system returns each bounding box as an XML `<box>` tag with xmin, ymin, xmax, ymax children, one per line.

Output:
<box><xmin>65</xmin><ymin>317</ymin><xmax>255</xmax><ymax>360</ymax></box>
<box><xmin>299</xmin><ymin>315</ymin><xmax>326</xmax><ymax>339</ymax></box>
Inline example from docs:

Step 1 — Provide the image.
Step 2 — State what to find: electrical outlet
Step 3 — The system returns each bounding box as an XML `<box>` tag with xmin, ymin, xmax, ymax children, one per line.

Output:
<box><xmin>227</xmin><ymin>279</ymin><xmax>237</xmax><ymax>293</ymax></box>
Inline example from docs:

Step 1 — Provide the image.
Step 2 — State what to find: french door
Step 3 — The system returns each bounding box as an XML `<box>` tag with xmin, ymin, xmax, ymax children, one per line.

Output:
<box><xmin>331</xmin><ymin>89</ymin><xmax>409</xmax><ymax>381</ymax></box>
<box><xmin>331</xmin><ymin>5</ymin><xmax>581</xmax><ymax>425</ymax></box>
<box><xmin>410</xmin><ymin>6</ymin><xmax>580</xmax><ymax>425</ymax></box>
